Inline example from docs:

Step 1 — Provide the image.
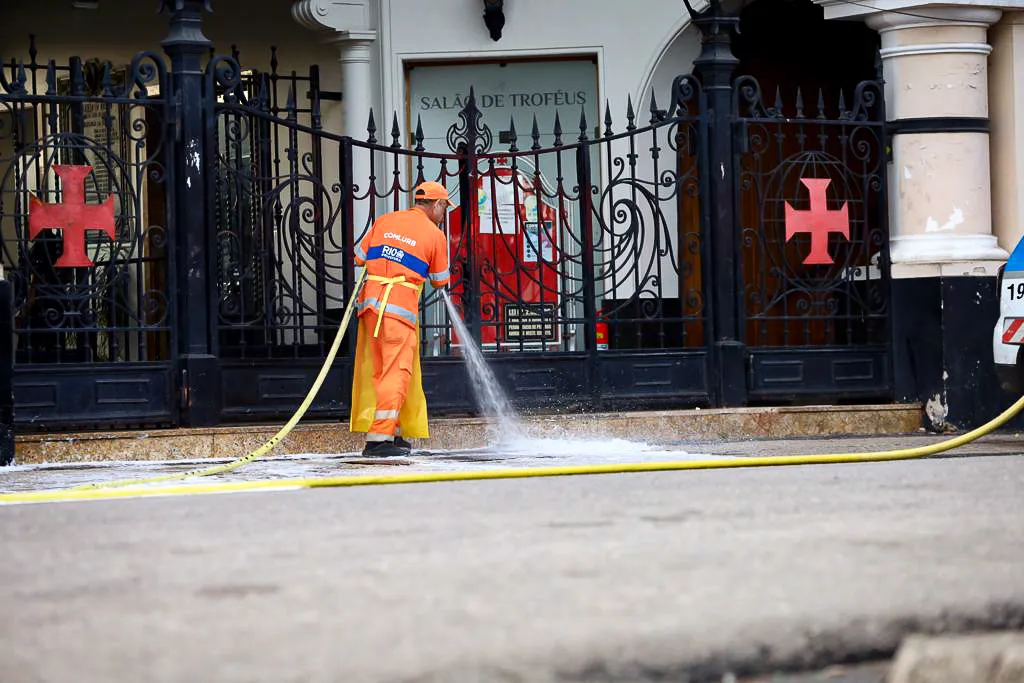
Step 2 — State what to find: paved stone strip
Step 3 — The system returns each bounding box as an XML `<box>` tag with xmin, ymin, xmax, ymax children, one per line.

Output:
<box><xmin>12</xmin><ymin>404</ymin><xmax>923</xmax><ymax>464</ymax></box>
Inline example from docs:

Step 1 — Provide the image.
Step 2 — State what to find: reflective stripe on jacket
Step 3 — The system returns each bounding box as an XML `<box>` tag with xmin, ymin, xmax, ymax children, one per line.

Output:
<box><xmin>354</xmin><ymin>206</ymin><xmax>451</xmax><ymax>328</ymax></box>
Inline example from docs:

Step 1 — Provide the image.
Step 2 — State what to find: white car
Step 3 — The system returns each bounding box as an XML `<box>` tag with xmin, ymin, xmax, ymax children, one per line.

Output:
<box><xmin>994</xmin><ymin>239</ymin><xmax>1024</xmax><ymax>393</ymax></box>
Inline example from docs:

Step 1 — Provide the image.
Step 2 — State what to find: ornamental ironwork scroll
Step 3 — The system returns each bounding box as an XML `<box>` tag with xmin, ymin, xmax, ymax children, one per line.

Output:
<box><xmin>733</xmin><ymin>77</ymin><xmax>889</xmax><ymax>349</ymax></box>
<box><xmin>0</xmin><ymin>41</ymin><xmax>174</xmax><ymax>365</ymax></box>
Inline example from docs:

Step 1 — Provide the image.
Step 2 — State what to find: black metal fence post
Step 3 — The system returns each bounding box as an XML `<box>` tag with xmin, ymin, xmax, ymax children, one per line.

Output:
<box><xmin>576</xmin><ymin>143</ymin><xmax>600</xmax><ymax>404</ymax></box>
<box><xmin>0</xmin><ymin>273</ymin><xmax>13</xmax><ymax>466</ymax></box>
<box><xmin>690</xmin><ymin>0</ymin><xmax>747</xmax><ymax>407</ymax></box>
<box><xmin>161</xmin><ymin>0</ymin><xmax>222</xmax><ymax>425</ymax></box>
<box><xmin>458</xmin><ymin>148</ymin><xmax>481</xmax><ymax>345</ymax></box>
<box><xmin>309</xmin><ymin>66</ymin><xmax>329</xmax><ymax>337</ymax></box>
<box><xmin>452</xmin><ymin>92</ymin><xmax>486</xmax><ymax>345</ymax></box>
<box><xmin>339</xmin><ymin>136</ymin><xmax>357</xmax><ymax>356</ymax></box>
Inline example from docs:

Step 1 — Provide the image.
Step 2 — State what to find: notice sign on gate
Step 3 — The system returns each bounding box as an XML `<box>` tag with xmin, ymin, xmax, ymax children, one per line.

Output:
<box><xmin>523</xmin><ymin>221</ymin><xmax>554</xmax><ymax>262</ymax></box>
<box><xmin>504</xmin><ymin>303</ymin><xmax>557</xmax><ymax>342</ymax></box>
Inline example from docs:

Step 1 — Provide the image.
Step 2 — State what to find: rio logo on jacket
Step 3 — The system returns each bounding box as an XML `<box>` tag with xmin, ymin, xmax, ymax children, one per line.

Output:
<box><xmin>381</xmin><ymin>245</ymin><xmax>407</xmax><ymax>263</ymax></box>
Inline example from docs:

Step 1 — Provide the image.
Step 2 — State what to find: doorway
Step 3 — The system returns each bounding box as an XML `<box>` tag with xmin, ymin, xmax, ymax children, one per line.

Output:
<box><xmin>732</xmin><ymin>0</ymin><xmax>880</xmax><ymax>105</ymax></box>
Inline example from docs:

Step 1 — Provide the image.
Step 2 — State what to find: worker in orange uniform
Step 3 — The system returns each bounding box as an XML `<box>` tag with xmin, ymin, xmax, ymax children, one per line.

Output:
<box><xmin>349</xmin><ymin>181</ymin><xmax>453</xmax><ymax>457</ymax></box>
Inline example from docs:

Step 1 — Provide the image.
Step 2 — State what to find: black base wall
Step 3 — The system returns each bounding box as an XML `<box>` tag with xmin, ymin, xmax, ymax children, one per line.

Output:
<box><xmin>892</xmin><ymin>274</ymin><xmax>1023</xmax><ymax>431</ymax></box>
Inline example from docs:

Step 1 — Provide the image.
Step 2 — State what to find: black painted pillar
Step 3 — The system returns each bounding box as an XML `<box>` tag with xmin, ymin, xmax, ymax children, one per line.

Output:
<box><xmin>0</xmin><ymin>276</ymin><xmax>13</xmax><ymax>466</ymax></box>
<box><xmin>453</xmin><ymin>92</ymin><xmax>485</xmax><ymax>345</ymax></box>
<box><xmin>690</xmin><ymin>1</ymin><xmax>746</xmax><ymax>406</ymax></box>
<box><xmin>161</xmin><ymin>0</ymin><xmax>221</xmax><ymax>426</ymax></box>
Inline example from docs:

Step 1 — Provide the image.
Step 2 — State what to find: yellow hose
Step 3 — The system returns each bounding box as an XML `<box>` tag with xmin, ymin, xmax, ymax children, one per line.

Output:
<box><xmin>2</xmin><ymin>393</ymin><xmax>1021</xmax><ymax>505</ymax></box>
<box><xmin>0</xmin><ymin>259</ymin><xmax>1020</xmax><ymax>504</ymax></box>
<box><xmin>54</xmin><ymin>268</ymin><xmax>369</xmax><ymax>493</ymax></box>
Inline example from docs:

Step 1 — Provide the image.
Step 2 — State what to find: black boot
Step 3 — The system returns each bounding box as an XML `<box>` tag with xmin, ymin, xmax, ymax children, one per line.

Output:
<box><xmin>362</xmin><ymin>440</ymin><xmax>410</xmax><ymax>458</ymax></box>
<box><xmin>395</xmin><ymin>436</ymin><xmax>413</xmax><ymax>451</ymax></box>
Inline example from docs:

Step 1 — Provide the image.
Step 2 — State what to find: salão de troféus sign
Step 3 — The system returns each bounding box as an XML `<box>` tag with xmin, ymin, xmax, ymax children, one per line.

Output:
<box><xmin>407</xmin><ymin>58</ymin><xmax>600</xmax><ymax>152</ymax></box>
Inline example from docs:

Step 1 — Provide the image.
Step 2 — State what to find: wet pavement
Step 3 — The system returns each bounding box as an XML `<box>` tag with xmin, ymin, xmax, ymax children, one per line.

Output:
<box><xmin>0</xmin><ymin>435</ymin><xmax>723</xmax><ymax>493</ymax></box>
<box><xmin>3</xmin><ymin>430</ymin><xmax>1024</xmax><ymax>495</ymax></box>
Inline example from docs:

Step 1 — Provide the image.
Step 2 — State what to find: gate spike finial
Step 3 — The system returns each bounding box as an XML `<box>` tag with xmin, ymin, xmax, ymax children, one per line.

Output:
<box><xmin>101</xmin><ymin>62</ymin><xmax>113</xmax><ymax>97</ymax></box>
<box><xmin>285</xmin><ymin>83</ymin><xmax>296</xmax><ymax>120</ymax></box>
<box><xmin>817</xmin><ymin>88</ymin><xmax>826</xmax><ymax>119</ymax></box>
<box><xmin>553</xmin><ymin>111</ymin><xmax>563</xmax><ymax>146</ymax></box>
<box><xmin>367</xmin><ymin>109</ymin><xmax>377</xmax><ymax>144</ymax></box>
<box><xmin>256</xmin><ymin>74</ymin><xmax>269</xmax><ymax>109</ymax></box>
<box><xmin>531</xmin><ymin>114</ymin><xmax>541</xmax><ymax>151</ymax></box>
<box><xmin>45</xmin><ymin>59</ymin><xmax>57</xmax><ymax>95</ymax></box>
<box><xmin>391</xmin><ymin>111</ymin><xmax>402</xmax><ymax>148</ymax></box>
<box><xmin>69</xmin><ymin>57</ymin><xmax>84</xmax><ymax>96</ymax></box>
<box><xmin>773</xmin><ymin>86</ymin><xmax>783</xmax><ymax>118</ymax></box>
<box><xmin>270</xmin><ymin>45</ymin><xmax>279</xmax><ymax>76</ymax></box>
<box><xmin>28</xmin><ymin>34</ymin><xmax>38</xmax><ymax>67</ymax></box>
<box><xmin>795</xmin><ymin>87</ymin><xmax>804</xmax><ymax>119</ymax></box>
<box><xmin>310</xmin><ymin>70</ymin><xmax>323</xmax><ymax>130</ymax></box>
<box><xmin>579</xmin><ymin>106</ymin><xmax>589</xmax><ymax>142</ymax></box>
<box><xmin>508</xmin><ymin>116</ymin><xmax>518</xmax><ymax>153</ymax></box>
<box><xmin>464</xmin><ymin>85</ymin><xmax>478</xmax><ymax>117</ymax></box>
<box><xmin>415</xmin><ymin>116</ymin><xmax>425</xmax><ymax>152</ymax></box>
<box><xmin>649</xmin><ymin>89</ymin><xmax>662</xmax><ymax>124</ymax></box>
<box><xmin>604</xmin><ymin>100</ymin><xmax>613</xmax><ymax>136</ymax></box>
<box><xmin>838</xmin><ymin>89</ymin><xmax>847</xmax><ymax>118</ymax></box>
<box><xmin>626</xmin><ymin>95</ymin><xmax>636</xmax><ymax>131</ymax></box>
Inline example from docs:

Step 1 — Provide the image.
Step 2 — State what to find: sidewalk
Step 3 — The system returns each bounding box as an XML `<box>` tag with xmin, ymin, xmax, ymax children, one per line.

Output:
<box><xmin>13</xmin><ymin>403</ymin><xmax>924</xmax><ymax>464</ymax></box>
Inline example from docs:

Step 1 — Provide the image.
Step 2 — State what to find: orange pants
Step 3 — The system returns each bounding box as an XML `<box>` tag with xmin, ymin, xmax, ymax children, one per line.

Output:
<box><xmin>363</xmin><ymin>311</ymin><xmax>418</xmax><ymax>442</ymax></box>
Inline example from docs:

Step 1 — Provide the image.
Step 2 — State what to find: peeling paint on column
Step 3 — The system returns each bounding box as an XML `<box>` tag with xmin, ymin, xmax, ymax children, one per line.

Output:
<box><xmin>925</xmin><ymin>207</ymin><xmax>964</xmax><ymax>232</ymax></box>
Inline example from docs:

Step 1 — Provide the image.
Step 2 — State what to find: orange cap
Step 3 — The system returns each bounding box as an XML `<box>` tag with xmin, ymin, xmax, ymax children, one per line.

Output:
<box><xmin>414</xmin><ymin>181</ymin><xmax>456</xmax><ymax>207</ymax></box>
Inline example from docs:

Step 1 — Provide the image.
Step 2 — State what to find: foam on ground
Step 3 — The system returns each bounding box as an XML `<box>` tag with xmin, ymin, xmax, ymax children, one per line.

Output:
<box><xmin>0</xmin><ymin>436</ymin><xmax>725</xmax><ymax>492</ymax></box>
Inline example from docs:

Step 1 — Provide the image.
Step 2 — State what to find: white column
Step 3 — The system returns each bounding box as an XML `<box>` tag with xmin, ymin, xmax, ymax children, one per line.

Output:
<box><xmin>291</xmin><ymin>1</ymin><xmax>379</xmax><ymax>139</ymax></box>
<box><xmin>335</xmin><ymin>33</ymin><xmax>377</xmax><ymax>140</ymax></box>
<box><xmin>866</xmin><ymin>7</ymin><xmax>1008</xmax><ymax>269</ymax></box>
<box><xmin>989</xmin><ymin>11</ymin><xmax>1024</xmax><ymax>254</ymax></box>
<box><xmin>292</xmin><ymin>1</ymin><xmax>380</xmax><ymax>272</ymax></box>
<box><xmin>333</xmin><ymin>32</ymin><xmax>378</xmax><ymax>246</ymax></box>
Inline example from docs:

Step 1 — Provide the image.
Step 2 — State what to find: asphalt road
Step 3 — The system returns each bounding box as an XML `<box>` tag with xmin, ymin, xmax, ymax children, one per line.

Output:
<box><xmin>2</xmin><ymin>455</ymin><xmax>1023</xmax><ymax>683</ymax></box>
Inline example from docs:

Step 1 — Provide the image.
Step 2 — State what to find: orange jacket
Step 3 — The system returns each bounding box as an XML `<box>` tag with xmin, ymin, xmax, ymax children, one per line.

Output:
<box><xmin>354</xmin><ymin>206</ymin><xmax>451</xmax><ymax>328</ymax></box>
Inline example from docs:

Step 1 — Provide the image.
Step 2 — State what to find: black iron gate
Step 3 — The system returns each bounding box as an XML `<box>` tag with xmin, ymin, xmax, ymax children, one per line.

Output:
<box><xmin>206</xmin><ymin>55</ymin><xmax>715</xmax><ymax>421</ymax></box>
<box><xmin>732</xmin><ymin>78</ymin><xmax>891</xmax><ymax>401</ymax></box>
<box><xmin>0</xmin><ymin>40</ymin><xmax>178</xmax><ymax>430</ymax></box>
<box><xmin>0</xmin><ymin>1</ymin><xmax>892</xmax><ymax>432</ymax></box>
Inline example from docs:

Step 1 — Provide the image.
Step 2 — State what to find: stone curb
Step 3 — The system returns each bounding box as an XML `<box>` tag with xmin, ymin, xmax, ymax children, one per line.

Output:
<box><xmin>13</xmin><ymin>403</ymin><xmax>923</xmax><ymax>464</ymax></box>
<box><xmin>887</xmin><ymin>632</ymin><xmax>1024</xmax><ymax>683</ymax></box>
